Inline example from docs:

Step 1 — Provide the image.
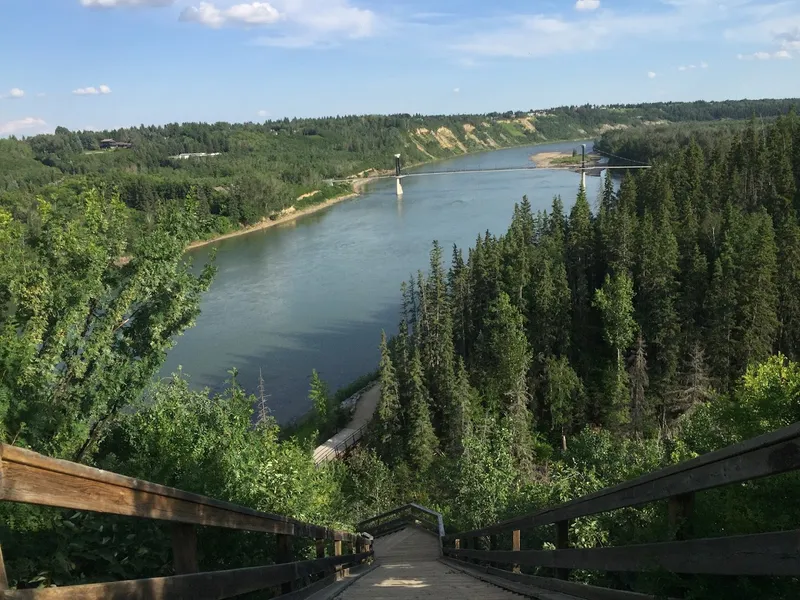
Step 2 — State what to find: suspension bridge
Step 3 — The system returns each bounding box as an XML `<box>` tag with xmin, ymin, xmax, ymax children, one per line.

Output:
<box><xmin>327</xmin><ymin>145</ymin><xmax>652</xmax><ymax>196</ymax></box>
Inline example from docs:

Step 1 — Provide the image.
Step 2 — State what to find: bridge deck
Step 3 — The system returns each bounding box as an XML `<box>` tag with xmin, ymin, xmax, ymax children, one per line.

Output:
<box><xmin>337</xmin><ymin>527</ymin><xmax>522</xmax><ymax>599</ymax></box>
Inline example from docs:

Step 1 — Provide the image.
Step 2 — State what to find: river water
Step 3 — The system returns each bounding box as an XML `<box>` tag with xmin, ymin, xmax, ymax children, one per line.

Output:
<box><xmin>162</xmin><ymin>140</ymin><xmax>601</xmax><ymax>423</ymax></box>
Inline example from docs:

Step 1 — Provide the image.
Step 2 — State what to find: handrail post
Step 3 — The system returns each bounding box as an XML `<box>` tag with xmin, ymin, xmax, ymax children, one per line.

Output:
<box><xmin>276</xmin><ymin>533</ymin><xmax>294</xmax><ymax>593</ymax></box>
<box><xmin>556</xmin><ymin>520</ymin><xmax>570</xmax><ymax>580</ymax></box>
<box><xmin>0</xmin><ymin>544</ymin><xmax>8</xmax><ymax>592</ymax></box>
<box><xmin>490</xmin><ymin>534</ymin><xmax>498</xmax><ymax>568</ymax></box>
<box><xmin>471</xmin><ymin>536</ymin><xmax>479</xmax><ymax>565</ymax></box>
<box><xmin>171</xmin><ymin>523</ymin><xmax>198</xmax><ymax>575</ymax></box>
<box><xmin>512</xmin><ymin>529</ymin><xmax>520</xmax><ymax>573</ymax></box>
<box><xmin>334</xmin><ymin>539</ymin><xmax>343</xmax><ymax>581</ymax></box>
<box><xmin>315</xmin><ymin>538</ymin><xmax>326</xmax><ymax>580</ymax></box>
<box><xmin>668</xmin><ymin>492</ymin><xmax>695</xmax><ymax>540</ymax></box>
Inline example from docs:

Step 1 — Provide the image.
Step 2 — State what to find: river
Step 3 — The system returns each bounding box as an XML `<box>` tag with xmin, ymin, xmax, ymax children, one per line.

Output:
<box><xmin>161</xmin><ymin>140</ymin><xmax>601</xmax><ymax>423</ymax></box>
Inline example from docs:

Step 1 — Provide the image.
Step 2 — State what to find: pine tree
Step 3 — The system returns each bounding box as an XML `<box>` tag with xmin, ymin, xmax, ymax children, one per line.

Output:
<box><xmin>375</xmin><ymin>331</ymin><xmax>403</xmax><ymax>461</ymax></box>
<box><xmin>594</xmin><ymin>272</ymin><xmax>637</xmax><ymax>428</ymax></box>
<box><xmin>734</xmin><ymin>211</ymin><xmax>779</xmax><ymax>372</ymax></box>
<box><xmin>417</xmin><ymin>242</ymin><xmax>457</xmax><ymax>430</ymax></box>
<box><xmin>567</xmin><ymin>185</ymin><xmax>596</xmax><ymax>375</ymax></box>
<box><xmin>445</xmin><ymin>357</ymin><xmax>475</xmax><ymax>458</ymax></box>
<box><xmin>627</xmin><ymin>333</ymin><xmax>650</xmax><ymax>437</ymax></box>
<box><xmin>705</xmin><ymin>244</ymin><xmax>738</xmax><ymax>387</ymax></box>
<box><xmin>636</xmin><ymin>208</ymin><xmax>680</xmax><ymax>397</ymax></box>
<box><xmin>406</xmin><ymin>349</ymin><xmax>438</xmax><ymax>472</ymax></box>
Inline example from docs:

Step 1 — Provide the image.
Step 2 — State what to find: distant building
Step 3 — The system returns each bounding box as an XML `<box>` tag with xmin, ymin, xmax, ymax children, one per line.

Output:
<box><xmin>100</xmin><ymin>139</ymin><xmax>132</xmax><ymax>149</ymax></box>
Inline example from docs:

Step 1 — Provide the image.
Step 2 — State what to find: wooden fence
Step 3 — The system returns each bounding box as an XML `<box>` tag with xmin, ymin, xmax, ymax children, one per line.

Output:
<box><xmin>442</xmin><ymin>422</ymin><xmax>800</xmax><ymax>599</ymax></box>
<box><xmin>0</xmin><ymin>443</ymin><xmax>372</xmax><ymax>599</ymax></box>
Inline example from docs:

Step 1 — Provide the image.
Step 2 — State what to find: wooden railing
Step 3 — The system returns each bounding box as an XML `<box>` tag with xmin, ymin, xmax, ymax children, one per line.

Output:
<box><xmin>357</xmin><ymin>503</ymin><xmax>445</xmax><ymax>555</ymax></box>
<box><xmin>0</xmin><ymin>443</ymin><xmax>373</xmax><ymax>599</ymax></box>
<box><xmin>442</xmin><ymin>422</ymin><xmax>800</xmax><ymax>599</ymax></box>
<box><xmin>314</xmin><ymin>423</ymin><xmax>368</xmax><ymax>466</ymax></box>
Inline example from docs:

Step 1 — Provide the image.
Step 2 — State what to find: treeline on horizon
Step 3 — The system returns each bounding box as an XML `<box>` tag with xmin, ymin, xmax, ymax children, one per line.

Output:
<box><xmin>1</xmin><ymin>97</ymin><xmax>798</xmax><ymax>243</ymax></box>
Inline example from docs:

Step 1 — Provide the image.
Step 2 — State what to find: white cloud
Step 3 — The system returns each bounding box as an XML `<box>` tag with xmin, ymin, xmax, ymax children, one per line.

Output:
<box><xmin>575</xmin><ymin>0</ymin><xmax>600</xmax><ymax>11</ymax></box>
<box><xmin>1</xmin><ymin>88</ymin><xmax>25</xmax><ymax>99</ymax></box>
<box><xmin>678</xmin><ymin>64</ymin><xmax>699</xmax><ymax>71</ymax></box>
<box><xmin>647</xmin><ymin>71</ymin><xmax>657</xmax><ymax>78</ymax></box>
<box><xmin>257</xmin><ymin>109</ymin><xmax>270</xmax><ymax>117</ymax></box>
<box><xmin>454</xmin><ymin>1</ymin><xmax>798</xmax><ymax>60</ymax></box>
<box><xmin>453</xmin><ymin>87</ymin><xmax>460</xmax><ymax>93</ymax></box>
<box><xmin>0</xmin><ymin>117</ymin><xmax>48</xmax><ymax>137</ymax></box>
<box><xmin>180</xmin><ymin>2</ymin><xmax>280</xmax><ymax>28</ymax></box>
<box><xmin>36</xmin><ymin>92</ymin><xmax>47</xmax><ymax>97</ymax></box>
<box><xmin>183</xmin><ymin>0</ymin><xmax>379</xmax><ymax>47</ymax></box>
<box><xmin>700</xmin><ymin>61</ymin><xmax>709</xmax><ymax>68</ymax></box>
<box><xmin>73</xmin><ymin>84</ymin><xmax>113</xmax><ymax>95</ymax></box>
<box><xmin>738</xmin><ymin>50</ymin><xmax>792</xmax><ymax>60</ymax></box>
<box><xmin>81</xmin><ymin>0</ymin><xmax>175</xmax><ymax>7</ymax></box>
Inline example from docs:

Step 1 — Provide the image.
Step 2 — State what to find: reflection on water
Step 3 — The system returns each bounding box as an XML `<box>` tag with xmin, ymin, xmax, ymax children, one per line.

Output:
<box><xmin>162</xmin><ymin>141</ymin><xmax>600</xmax><ymax>423</ymax></box>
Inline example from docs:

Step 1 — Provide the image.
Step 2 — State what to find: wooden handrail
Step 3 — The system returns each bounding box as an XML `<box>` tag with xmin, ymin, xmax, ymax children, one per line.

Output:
<box><xmin>0</xmin><ymin>443</ymin><xmax>373</xmax><ymax>598</ymax></box>
<box><xmin>448</xmin><ymin>421</ymin><xmax>800</xmax><ymax>539</ymax></box>
<box><xmin>442</xmin><ymin>422</ymin><xmax>800</xmax><ymax>597</ymax></box>
<box><xmin>358</xmin><ymin>503</ymin><xmax>445</xmax><ymax>556</ymax></box>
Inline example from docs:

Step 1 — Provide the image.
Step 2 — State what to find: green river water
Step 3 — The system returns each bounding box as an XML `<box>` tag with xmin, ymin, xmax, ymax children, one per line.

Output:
<box><xmin>162</xmin><ymin>140</ymin><xmax>602</xmax><ymax>423</ymax></box>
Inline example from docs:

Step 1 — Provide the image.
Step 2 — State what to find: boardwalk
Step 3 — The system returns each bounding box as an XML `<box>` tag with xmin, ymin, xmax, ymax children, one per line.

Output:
<box><xmin>313</xmin><ymin>382</ymin><xmax>381</xmax><ymax>464</ymax></box>
<box><xmin>337</xmin><ymin>528</ymin><xmax>520</xmax><ymax>599</ymax></box>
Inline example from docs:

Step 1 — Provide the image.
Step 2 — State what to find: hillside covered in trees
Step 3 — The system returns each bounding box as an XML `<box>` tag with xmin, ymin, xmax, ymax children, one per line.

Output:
<box><xmin>2</xmin><ymin>101</ymin><xmax>800</xmax><ymax>598</ymax></box>
<box><xmin>2</xmin><ymin>98</ymin><xmax>798</xmax><ymax>242</ymax></box>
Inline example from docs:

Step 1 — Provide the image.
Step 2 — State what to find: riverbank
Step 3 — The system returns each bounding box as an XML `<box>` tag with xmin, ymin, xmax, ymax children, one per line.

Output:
<box><xmin>187</xmin><ymin>178</ymin><xmax>374</xmax><ymax>250</ymax></box>
<box><xmin>530</xmin><ymin>149</ymin><xmax>603</xmax><ymax>169</ymax></box>
<box><xmin>187</xmin><ymin>139</ymin><xmax>594</xmax><ymax>250</ymax></box>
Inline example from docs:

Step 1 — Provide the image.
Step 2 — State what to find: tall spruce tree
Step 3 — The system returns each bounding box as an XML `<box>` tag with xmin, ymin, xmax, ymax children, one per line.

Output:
<box><xmin>406</xmin><ymin>349</ymin><xmax>438</xmax><ymax>472</ymax></box>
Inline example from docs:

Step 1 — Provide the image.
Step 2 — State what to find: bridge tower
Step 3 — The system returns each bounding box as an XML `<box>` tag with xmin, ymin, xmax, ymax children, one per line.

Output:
<box><xmin>395</xmin><ymin>154</ymin><xmax>404</xmax><ymax>197</ymax></box>
<box><xmin>580</xmin><ymin>144</ymin><xmax>587</xmax><ymax>191</ymax></box>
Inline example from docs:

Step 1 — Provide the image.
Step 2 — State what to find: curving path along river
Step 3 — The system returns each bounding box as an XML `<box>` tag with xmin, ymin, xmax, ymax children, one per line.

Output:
<box><xmin>161</xmin><ymin>140</ymin><xmax>602</xmax><ymax>423</ymax></box>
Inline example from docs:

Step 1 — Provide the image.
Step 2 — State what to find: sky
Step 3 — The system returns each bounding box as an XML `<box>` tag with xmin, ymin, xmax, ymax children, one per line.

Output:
<box><xmin>1</xmin><ymin>0</ymin><xmax>799</xmax><ymax>136</ymax></box>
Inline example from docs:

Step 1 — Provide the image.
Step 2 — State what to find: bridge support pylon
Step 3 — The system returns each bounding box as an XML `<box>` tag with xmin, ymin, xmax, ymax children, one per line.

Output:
<box><xmin>580</xmin><ymin>170</ymin><xmax>586</xmax><ymax>191</ymax></box>
<box><xmin>396</xmin><ymin>177</ymin><xmax>404</xmax><ymax>197</ymax></box>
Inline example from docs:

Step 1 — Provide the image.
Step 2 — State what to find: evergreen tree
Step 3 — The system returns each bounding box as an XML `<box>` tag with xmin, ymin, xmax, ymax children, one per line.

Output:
<box><xmin>375</xmin><ymin>331</ymin><xmax>403</xmax><ymax>462</ymax></box>
<box><xmin>566</xmin><ymin>185</ymin><xmax>596</xmax><ymax>375</ymax></box>
<box><xmin>627</xmin><ymin>334</ymin><xmax>650</xmax><ymax>437</ymax></box>
<box><xmin>594</xmin><ymin>272</ymin><xmax>637</xmax><ymax>428</ymax></box>
<box><xmin>406</xmin><ymin>349</ymin><xmax>438</xmax><ymax>472</ymax></box>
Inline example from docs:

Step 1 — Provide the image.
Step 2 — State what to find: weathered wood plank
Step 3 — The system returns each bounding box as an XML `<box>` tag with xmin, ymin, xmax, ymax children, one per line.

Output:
<box><xmin>445</xmin><ymin>529</ymin><xmax>800</xmax><ymax>576</ymax></box>
<box><xmin>441</xmin><ymin>558</ymin><xmax>674</xmax><ymax>600</ymax></box>
<box><xmin>171</xmin><ymin>524</ymin><xmax>198</xmax><ymax>575</ymax></box>
<box><xmin>2</xmin><ymin>552</ymin><xmax>373</xmax><ymax>600</ymax></box>
<box><xmin>0</xmin><ymin>444</ymin><xmax>359</xmax><ymax>542</ymax></box>
<box><xmin>0</xmin><ymin>544</ymin><xmax>8</xmax><ymax>591</ymax></box>
<box><xmin>450</xmin><ymin>426</ymin><xmax>800</xmax><ymax>538</ymax></box>
<box><xmin>277</xmin><ymin>534</ymin><xmax>295</xmax><ymax>593</ymax></box>
<box><xmin>512</xmin><ymin>529</ymin><xmax>520</xmax><ymax>574</ymax></box>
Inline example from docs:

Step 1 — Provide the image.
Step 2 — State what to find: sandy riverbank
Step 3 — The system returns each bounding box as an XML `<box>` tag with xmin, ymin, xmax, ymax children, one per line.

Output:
<box><xmin>530</xmin><ymin>149</ymin><xmax>603</xmax><ymax>169</ymax></box>
<box><xmin>186</xmin><ymin>178</ymin><xmax>375</xmax><ymax>250</ymax></box>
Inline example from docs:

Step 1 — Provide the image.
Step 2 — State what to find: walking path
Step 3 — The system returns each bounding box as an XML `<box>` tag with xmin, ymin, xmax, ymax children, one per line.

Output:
<box><xmin>313</xmin><ymin>382</ymin><xmax>380</xmax><ymax>464</ymax></box>
<box><xmin>336</xmin><ymin>528</ymin><xmax>520</xmax><ymax>599</ymax></box>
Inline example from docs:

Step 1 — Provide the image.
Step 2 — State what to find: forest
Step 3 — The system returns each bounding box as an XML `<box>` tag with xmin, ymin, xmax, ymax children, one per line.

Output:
<box><xmin>1</xmin><ymin>101</ymin><xmax>800</xmax><ymax>598</ymax></box>
<box><xmin>2</xmin><ymin>97</ymin><xmax>798</xmax><ymax>243</ymax></box>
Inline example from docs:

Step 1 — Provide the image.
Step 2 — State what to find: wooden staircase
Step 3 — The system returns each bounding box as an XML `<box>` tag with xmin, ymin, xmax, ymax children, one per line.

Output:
<box><xmin>2</xmin><ymin>421</ymin><xmax>800</xmax><ymax>598</ymax></box>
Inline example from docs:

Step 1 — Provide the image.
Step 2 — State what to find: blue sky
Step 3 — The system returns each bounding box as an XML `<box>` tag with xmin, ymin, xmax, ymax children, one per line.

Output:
<box><xmin>1</xmin><ymin>0</ymin><xmax>799</xmax><ymax>136</ymax></box>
